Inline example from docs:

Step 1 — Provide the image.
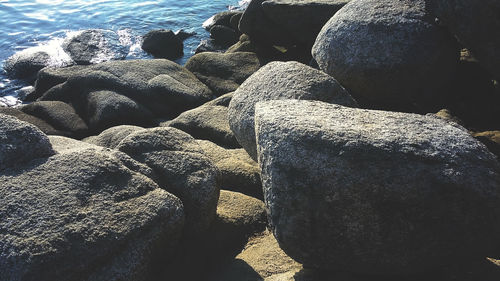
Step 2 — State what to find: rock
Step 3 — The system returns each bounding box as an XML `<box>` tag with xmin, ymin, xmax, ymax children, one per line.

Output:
<box><xmin>0</xmin><ymin>114</ymin><xmax>55</xmax><ymax>170</ymax></box>
<box><xmin>83</xmin><ymin>125</ymin><xmax>145</xmax><ymax>149</ymax></box>
<box><xmin>473</xmin><ymin>131</ymin><xmax>500</xmax><ymax>159</ymax></box>
<box><xmin>195</xmin><ymin>39</ymin><xmax>224</xmax><ymax>54</ymax></box>
<box><xmin>34</xmin><ymin>59</ymin><xmax>213</xmax><ymax>122</ymax></box>
<box><xmin>427</xmin><ymin>0</ymin><xmax>500</xmax><ymax>80</ymax></box>
<box><xmin>210</xmin><ymin>25</ymin><xmax>240</xmax><ymax>47</ymax></box>
<box><xmin>203</xmin><ymin>11</ymin><xmax>244</xmax><ymax>31</ymax></box>
<box><xmin>21</xmin><ymin>101</ymin><xmax>89</xmax><ymax>139</ymax></box>
<box><xmin>185</xmin><ymin>52</ymin><xmax>261</xmax><ymax>96</ymax></box>
<box><xmin>0</xmin><ymin>147</ymin><xmax>184</xmax><ymax>281</ymax></box>
<box><xmin>63</xmin><ymin>29</ymin><xmax>128</xmax><ymax>65</ymax></box>
<box><xmin>312</xmin><ymin>0</ymin><xmax>458</xmax><ymax>111</ymax></box>
<box><xmin>261</xmin><ymin>0</ymin><xmax>350</xmax><ymax>47</ymax></box>
<box><xmin>255</xmin><ymin>99</ymin><xmax>500</xmax><ymax>274</ymax></box>
<box><xmin>228</xmin><ymin>61</ymin><xmax>357</xmax><ymax>161</ymax></box>
<box><xmin>3</xmin><ymin>50</ymin><xmax>51</xmax><ymax>80</ymax></box>
<box><xmin>206</xmin><ymin>190</ymin><xmax>267</xmax><ymax>260</ymax></box>
<box><xmin>210</xmin><ymin>230</ymin><xmax>303</xmax><ymax>281</ymax></box>
<box><xmin>167</xmin><ymin>94</ymin><xmax>240</xmax><ymax>148</ymax></box>
<box><xmin>229</xmin><ymin>13</ymin><xmax>243</xmax><ymax>30</ymax></box>
<box><xmin>174</xmin><ymin>29</ymin><xmax>196</xmax><ymax>41</ymax></box>
<box><xmin>0</xmin><ymin>107</ymin><xmax>63</xmax><ymax>136</ymax></box>
<box><xmin>197</xmin><ymin>140</ymin><xmax>262</xmax><ymax>199</ymax></box>
<box><xmin>116</xmin><ymin>127</ymin><xmax>219</xmax><ymax>234</ymax></box>
<box><xmin>226</xmin><ymin>34</ymin><xmax>258</xmax><ymax>54</ymax></box>
<box><xmin>141</xmin><ymin>29</ymin><xmax>184</xmax><ymax>60</ymax></box>
<box><xmin>86</xmin><ymin>90</ymin><xmax>154</xmax><ymax>133</ymax></box>
<box><xmin>434</xmin><ymin>109</ymin><xmax>465</xmax><ymax>127</ymax></box>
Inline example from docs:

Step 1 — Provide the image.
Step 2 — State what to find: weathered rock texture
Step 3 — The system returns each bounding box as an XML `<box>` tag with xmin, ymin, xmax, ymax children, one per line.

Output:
<box><xmin>228</xmin><ymin>61</ymin><xmax>356</xmax><ymax>160</ymax></box>
<box><xmin>255</xmin><ymin>99</ymin><xmax>500</xmax><ymax>274</ymax></box>
<box><xmin>312</xmin><ymin>0</ymin><xmax>458</xmax><ymax>110</ymax></box>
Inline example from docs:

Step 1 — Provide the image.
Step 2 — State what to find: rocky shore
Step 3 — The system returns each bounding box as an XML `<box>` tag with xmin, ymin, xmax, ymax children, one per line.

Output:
<box><xmin>1</xmin><ymin>0</ymin><xmax>500</xmax><ymax>280</ymax></box>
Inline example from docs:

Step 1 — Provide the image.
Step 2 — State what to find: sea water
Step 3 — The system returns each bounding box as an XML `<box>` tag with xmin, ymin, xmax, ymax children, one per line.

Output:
<box><xmin>0</xmin><ymin>0</ymin><xmax>247</xmax><ymax>105</ymax></box>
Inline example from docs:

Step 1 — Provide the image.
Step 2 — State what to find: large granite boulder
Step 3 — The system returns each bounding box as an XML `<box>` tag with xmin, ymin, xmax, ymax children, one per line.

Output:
<box><xmin>0</xmin><ymin>146</ymin><xmax>184</xmax><ymax>281</ymax></box>
<box><xmin>115</xmin><ymin>127</ymin><xmax>219</xmax><ymax>234</ymax></box>
<box><xmin>255</xmin><ymin>99</ymin><xmax>500</xmax><ymax>274</ymax></box>
<box><xmin>185</xmin><ymin>52</ymin><xmax>261</xmax><ymax>96</ymax></box>
<box><xmin>63</xmin><ymin>29</ymin><xmax>128</xmax><ymax>65</ymax></box>
<box><xmin>32</xmin><ymin>59</ymin><xmax>213</xmax><ymax>134</ymax></box>
<box><xmin>312</xmin><ymin>0</ymin><xmax>458</xmax><ymax>110</ymax></box>
<box><xmin>228</xmin><ymin>61</ymin><xmax>357</xmax><ymax>160</ymax></box>
<box><xmin>426</xmin><ymin>0</ymin><xmax>500</xmax><ymax>80</ymax></box>
<box><xmin>0</xmin><ymin>107</ymin><xmax>63</xmax><ymax>136</ymax></box>
<box><xmin>0</xmin><ymin>114</ymin><xmax>55</xmax><ymax>170</ymax></box>
<box><xmin>141</xmin><ymin>29</ymin><xmax>183</xmax><ymax>60</ymax></box>
<box><xmin>20</xmin><ymin>101</ymin><xmax>89</xmax><ymax>139</ymax></box>
<box><xmin>203</xmin><ymin>11</ymin><xmax>244</xmax><ymax>31</ymax></box>
<box><xmin>83</xmin><ymin>125</ymin><xmax>145</xmax><ymax>149</ymax></box>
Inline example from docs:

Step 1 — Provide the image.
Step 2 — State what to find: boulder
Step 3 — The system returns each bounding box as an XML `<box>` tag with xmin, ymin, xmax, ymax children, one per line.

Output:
<box><xmin>210</xmin><ymin>25</ymin><xmax>240</xmax><ymax>47</ymax></box>
<box><xmin>198</xmin><ymin>140</ymin><xmax>262</xmax><ymax>199</ymax></box>
<box><xmin>86</xmin><ymin>90</ymin><xmax>154</xmax><ymax>133</ymax></box>
<box><xmin>473</xmin><ymin>131</ymin><xmax>500</xmax><ymax>159</ymax></box>
<box><xmin>20</xmin><ymin>101</ymin><xmax>89</xmax><ymax>139</ymax></box>
<box><xmin>0</xmin><ymin>114</ymin><xmax>55</xmax><ymax>170</ymax></box>
<box><xmin>141</xmin><ymin>29</ymin><xmax>184</xmax><ymax>60</ymax></box>
<box><xmin>0</xmin><ymin>148</ymin><xmax>184</xmax><ymax>281</ymax></box>
<box><xmin>255</xmin><ymin>99</ymin><xmax>500</xmax><ymax>274</ymax></box>
<box><xmin>185</xmin><ymin>52</ymin><xmax>261</xmax><ymax>96</ymax></box>
<box><xmin>174</xmin><ymin>29</ymin><xmax>196</xmax><ymax>41</ymax></box>
<box><xmin>195</xmin><ymin>39</ymin><xmax>224</xmax><ymax>54</ymax></box>
<box><xmin>427</xmin><ymin>0</ymin><xmax>500</xmax><ymax>80</ymax></box>
<box><xmin>0</xmin><ymin>107</ymin><xmax>63</xmax><ymax>136</ymax></box>
<box><xmin>83</xmin><ymin>125</ymin><xmax>145</xmax><ymax>149</ymax></box>
<box><xmin>167</xmin><ymin>94</ymin><xmax>240</xmax><ymax>148</ymax></box>
<box><xmin>3</xmin><ymin>50</ymin><xmax>51</xmax><ymax>80</ymax></box>
<box><xmin>261</xmin><ymin>0</ymin><xmax>350</xmax><ymax>47</ymax></box>
<box><xmin>63</xmin><ymin>29</ymin><xmax>128</xmax><ymax>65</ymax></box>
<box><xmin>34</xmin><ymin>59</ymin><xmax>213</xmax><ymax>121</ymax></box>
<box><xmin>116</xmin><ymin>127</ymin><xmax>219</xmax><ymax>234</ymax></box>
<box><xmin>228</xmin><ymin>61</ymin><xmax>357</xmax><ymax>160</ymax></box>
<box><xmin>312</xmin><ymin>0</ymin><xmax>458</xmax><ymax>111</ymax></box>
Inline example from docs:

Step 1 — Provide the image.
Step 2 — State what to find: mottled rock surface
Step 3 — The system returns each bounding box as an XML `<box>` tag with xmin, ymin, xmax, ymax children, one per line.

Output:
<box><xmin>255</xmin><ymin>99</ymin><xmax>500</xmax><ymax>274</ymax></box>
<box><xmin>312</xmin><ymin>0</ymin><xmax>458</xmax><ymax>110</ymax></box>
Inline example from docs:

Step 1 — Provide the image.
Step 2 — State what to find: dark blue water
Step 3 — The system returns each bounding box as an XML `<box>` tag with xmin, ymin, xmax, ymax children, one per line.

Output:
<box><xmin>0</xmin><ymin>0</ymin><xmax>247</xmax><ymax>105</ymax></box>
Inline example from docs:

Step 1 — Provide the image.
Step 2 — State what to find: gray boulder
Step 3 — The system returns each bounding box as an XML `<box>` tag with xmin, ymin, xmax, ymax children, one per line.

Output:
<box><xmin>0</xmin><ymin>114</ymin><xmax>55</xmax><ymax>170</ymax></box>
<box><xmin>228</xmin><ymin>61</ymin><xmax>357</xmax><ymax>161</ymax></box>
<box><xmin>20</xmin><ymin>101</ymin><xmax>89</xmax><ymax>139</ymax></box>
<box><xmin>0</xmin><ymin>147</ymin><xmax>184</xmax><ymax>281</ymax></box>
<box><xmin>255</xmin><ymin>99</ymin><xmax>500</xmax><ymax>274</ymax></box>
<box><xmin>312</xmin><ymin>0</ymin><xmax>458</xmax><ymax>110</ymax></box>
<box><xmin>185</xmin><ymin>52</ymin><xmax>261</xmax><ymax>96</ymax></box>
<box><xmin>0</xmin><ymin>107</ymin><xmax>63</xmax><ymax>136</ymax></box>
<box><xmin>141</xmin><ymin>29</ymin><xmax>183</xmax><ymax>60</ymax></box>
<box><xmin>63</xmin><ymin>29</ymin><xmax>128</xmax><ymax>65</ymax></box>
<box><xmin>83</xmin><ymin>125</ymin><xmax>145</xmax><ymax>149</ymax></box>
<box><xmin>203</xmin><ymin>11</ymin><xmax>244</xmax><ymax>31</ymax></box>
<box><xmin>167</xmin><ymin>93</ymin><xmax>239</xmax><ymax>148</ymax></box>
<box><xmin>210</xmin><ymin>25</ymin><xmax>240</xmax><ymax>48</ymax></box>
<box><xmin>116</xmin><ymin>127</ymin><xmax>219</xmax><ymax>234</ymax></box>
<box><xmin>33</xmin><ymin>59</ymin><xmax>213</xmax><ymax>130</ymax></box>
<box><xmin>427</xmin><ymin>0</ymin><xmax>500</xmax><ymax>80</ymax></box>
<box><xmin>3</xmin><ymin>50</ymin><xmax>51</xmax><ymax>80</ymax></box>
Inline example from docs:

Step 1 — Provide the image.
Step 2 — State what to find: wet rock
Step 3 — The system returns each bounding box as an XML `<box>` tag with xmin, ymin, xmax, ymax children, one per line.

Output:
<box><xmin>197</xmin><ymin>140</ymin><xmax>262</xmax><ymax>199</ymax></box>
<box><xmin>255</xmin><ymin>99</ymin><xmax>500</xmax><ymax>274</ymax></box>
<box><xmin>116</xmin><ymin>127</ymin><xmax>219</xmax><ymax>234</ymax></box>
<box><xmin>195</xmin><ymin>39</ymin><xmax>225</xmax><ymax>54</ymax></box>
<box><xmin>228</xmin><ymin>60</ymin><xmax>357</xmax><ymax>161</ymax></box>
<box><xmin>3</xmin><ymin>50</ymin><xmax>51</xmax><ymax>80</ymax></box>
<box><xmin>203</xmin><ymin>11</ymin><xmax>244</xmax><ymax>31</ymax></box>
<box><xmin>0</xmin><ymin>113</ymin><xmax>55</xmax><ymax>170</ymax></box>
<box><xmin>167</xmin><ymin>94</ymin><xmax>239</xmax><ymax>148</ymax></box>
<box><xmin>142</xmin><ymin>29</ymin><xmax>184</xmax><ymax>60</ymax></box>
<box><xmin>174</xmin><ymin>29</ymin><xmax>196</xmax><ymax>41</ymax></box>
<box><xmin>21</xmin><ymin>101</ymin><xmax>88</xmax><ymax>139</ymax></box>
<box><xmin>210</xmin><ymin>25</ymin><xmax>240</xmax><ymax>47</ymax></box>
<box><xmin>63</xmin><ymin>29</ymin><xmax>128</xmax><ymax>65</ymax></box>
<box><xmin>185</xmin><ymin>52</ymin><xmax>261</xmax><ymax>96</ymax></box>
<box><xmin>312</xmin><ymin>0</ymin><xmax>458</xmax><ymax>111</ymax></box>
<box><xmin>427</xmin><ymin>0</ymin><xmax>500</xmax><ymax>80</ymax></box>
<box><xmin>0</xmin><ymin>147</ymin><xmax>184</xmax><ymax>281</ymax></box>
